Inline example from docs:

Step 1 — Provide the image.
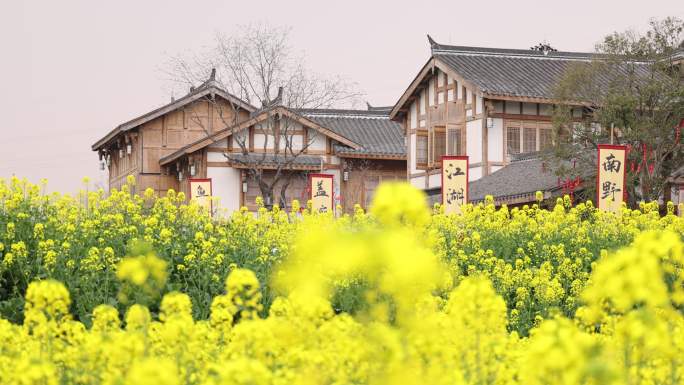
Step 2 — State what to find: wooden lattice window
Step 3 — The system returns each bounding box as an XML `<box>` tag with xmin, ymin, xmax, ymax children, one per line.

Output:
<box><xmin>506</xmin><ymin>126</ymin><xmax>521</xmax><ymax>155</ymax></box>
<box><xmin>523</xmin><ymin>127</ymin><xmax>537</xmax><ymax>153</ymax></box>
<box><xmin>432</xmin><ymin>127</ymin><xmax>447</xmax><ymax>164</ymax></box>
<box><xmin>447</xmin><ymin>127</ymin><xmax>461</xmax><ymax>156</ymax></box>
<box><xmin>416</xmin><ymin>132</ymin><xmax>428</xmax><ymax>167</ymax></box>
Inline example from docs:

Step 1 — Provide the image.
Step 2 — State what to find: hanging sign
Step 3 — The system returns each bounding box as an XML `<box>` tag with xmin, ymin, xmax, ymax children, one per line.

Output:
<box><xmin>441</xmin><ymin>156</ymin><xmax>469</xmax><ymax>214</ymax></box>
<box><xmin>189</xmin><ymin>178</ymin><xmax>213</xmax><ymax>215</ymax></box>
<box><xmin>597</xmin><ymin>145</ymin><xmax>627</xmax><ymax>213</ymax></box>
<box><xmin>309</xmin><ymin>174</ymin><xmax>334</xmax><ymax>214</ymax></box>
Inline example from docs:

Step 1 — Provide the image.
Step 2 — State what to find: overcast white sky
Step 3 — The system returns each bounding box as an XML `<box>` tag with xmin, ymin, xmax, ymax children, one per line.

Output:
<box><xmin>0</xmin><ymin>0</ymin><xmax>682</xmax><ymax>193</ymax></box>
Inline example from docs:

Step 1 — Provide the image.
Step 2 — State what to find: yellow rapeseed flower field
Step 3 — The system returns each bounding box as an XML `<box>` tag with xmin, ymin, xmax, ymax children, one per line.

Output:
<box><xmin>1</xmin><ymin>176</ymin><xmax>684</xmax><ymax>384</ymax></box>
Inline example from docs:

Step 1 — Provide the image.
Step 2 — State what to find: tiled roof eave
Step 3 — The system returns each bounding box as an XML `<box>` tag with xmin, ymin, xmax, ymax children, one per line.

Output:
<box><xmin>335</xmin><ymin>151</ymin><xmax>407</xmax><ymax>160</ymax></box>
<box><xmin>481</xmin><ymin>91</ymin><xmax>595</xmax><ymax>106</ymax></box>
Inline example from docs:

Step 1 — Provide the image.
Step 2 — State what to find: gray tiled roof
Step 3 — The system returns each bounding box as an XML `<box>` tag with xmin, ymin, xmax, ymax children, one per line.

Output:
<box><xmin>469</xmin><ymin>157</ymin><xmax>560</xmax><ymax>202</ymax></box>
<box><xmin>301</xmin><ymin>109</ymin><xmax>406</xmax><ymax>158</ymax></box>
<box><xmin>227</xmin><ymin>153</ymin><xmax>322</xmax><ymax>168</ymax></box>
<box><xmin>431</xmin><ymin>43</ymin><xmax>651</xmax><ymax>100</ymax></box>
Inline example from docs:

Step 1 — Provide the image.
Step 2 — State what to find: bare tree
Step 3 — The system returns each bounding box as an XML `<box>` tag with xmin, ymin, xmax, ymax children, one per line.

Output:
<box><xmin>166</xmin><ymin>23</ymin><xmax>363</xmax><ymax>207</ymax></box>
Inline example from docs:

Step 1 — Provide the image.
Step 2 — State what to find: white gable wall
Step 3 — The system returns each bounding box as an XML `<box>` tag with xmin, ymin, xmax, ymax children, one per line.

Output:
<box><xmin>308</xmin><ymin>129</ymin><xmax>327</xmax><ymax>152</ymax></box>
<box><xmin>232</xmin><ymin>131</ymin><xmax>249</xmax><ymax>149</ymax></box>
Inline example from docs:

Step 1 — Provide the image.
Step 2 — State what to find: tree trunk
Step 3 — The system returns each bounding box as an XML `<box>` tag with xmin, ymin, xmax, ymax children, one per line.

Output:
<box><xmin>279</xmin><ymin>174</ymin><xmax>292</xmax><ymax>209</ymax></box>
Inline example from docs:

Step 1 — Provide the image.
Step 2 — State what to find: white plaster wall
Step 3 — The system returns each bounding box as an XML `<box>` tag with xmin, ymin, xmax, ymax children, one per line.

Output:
<box><xmin>410</xmin><ymin>103</ymin><xmax>418</xmax><ymax>129</ymax></box>
<box><xmin>409</xmin><ymin>133</ymin><xmax>417</xmax><ymax>173</ymax></box>
<box><xmin>428</xmin><ymin>173</ymin><xmax>441</xmax><ymax>189</ymax></box>
<box><xmin>281</xmin><ymin>120</ymin><xmax>303</xmax><ymax>152</ymax></box>
<box><xmin>207</xmin><ymin>152</ymin><xmax>227</xmax><ymax>162</ymax></box>
<box><xmin>308</xmin><ymin>129</ymin><xmax>326</xmax><ymax>151</ymax></box>
<box><xmin>281</xmin><ymin>119</ymin><xmax>302</xmax><ymax>132</ymax></box>
<box><xmin>437</xmin><ymin>69</ymin><xmax>444</xmax><ymax>86</ymax></box>
<box><xmin>207</xmin><ymin>166</ymin><xmax>241</xmax><ymax>214</ymax></box>
<box><xmin>232</xmin><ymin>132</ymin><xmax>248</xmax><ymax>149</ymax></box>
<box><xmin>419</xmin><ymin>90</ymin><xmax>426</xmax><ymax>114</ymax></box>
<box><xmin>457</xmin><ymin>81</ymin><xmax>463</xmax><ymax>99</ymax></box>
<box><xmin>410</xmin><ymin>175</ymin><xmax>426</xmax><ymax>189</ymax></box>
<box><xmin>466</xmin><ymin>119</ymin><xmax>483</xmax><ymax>164</ymax></box>
<box><xmin>253</xmin><ymin>133</ymin><xmax>276</xmax><ymax>150</ymax></box>
<box><xmin>488</xmin><ymin>118</ymin><xmax>504</xmax><ymax>162</ymax></box>
<box><xmin>469</xmin><ymin>166</ymin><xmax>482</xmax><ymax>181</ymax></box>
<box><xmin>282</xmin><ymin>134</ymin><xmax>303</xmax><ymax>151</ymax></box>
<box><xmin>476</xmin><ymin>95</ymin><xmax>483</xmax><ymax>114</ymax></box>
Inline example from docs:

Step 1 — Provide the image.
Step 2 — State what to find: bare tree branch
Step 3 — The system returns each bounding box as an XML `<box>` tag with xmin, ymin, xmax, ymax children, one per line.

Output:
<box><xmin>165</xmin><ymin>22</ymin><xmax>364</xmax><ymax>208</ymax></box>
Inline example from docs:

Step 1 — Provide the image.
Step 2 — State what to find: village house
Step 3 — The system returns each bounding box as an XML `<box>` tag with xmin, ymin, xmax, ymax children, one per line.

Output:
<box><xmin>389</xmin><ymin>36</ymin><xmax>598</xmax><ymax>206</ymax></box>
<box><xmin>91</xmin><ymin>73</ymin><xmax>255</xmax><ymax>195</ymax></box>
<box><xmin>92</xmin><ymin>73</ymin><xmax>405</xmax><ymax>213</ymax></box>
<box><xmin>94</xmin><ymin>37</ymin><xmax>681</xmax><ymax>211</ymax></box>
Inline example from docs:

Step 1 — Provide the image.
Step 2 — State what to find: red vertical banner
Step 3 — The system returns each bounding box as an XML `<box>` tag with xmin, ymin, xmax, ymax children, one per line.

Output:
<box><xmin>309</xmin><ymin>174</ymin><xmax>334</xmax><ymax>214</ymax></box>
<box><xmin>597</xmin><ymin>145</ymin><xmax>627</xmax><ymax>213</ymax></box>
<box><xmin>441</xmin><ymin>156</ymin><xmax>469</xmax><ymax>214</ymax></box>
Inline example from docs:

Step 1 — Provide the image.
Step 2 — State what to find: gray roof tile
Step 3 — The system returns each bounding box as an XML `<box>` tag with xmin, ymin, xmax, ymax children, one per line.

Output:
<box><xmin>432</xmin><ymin>44</ymin><xmax>651</xmax><ymax>100</ymax></box>
<box><xmin>301</xmin><ymin>110</ymin><xmax>406</xmax><ymax>158</ymax></box>
<box><xmin>469</xmin><ymin>158</ymin><xmax>559</xmax><ymax>202</ymax></box>
<box><xmin>227</xmin><ymin>153</ymin><xmax>322</xmax><ymax>168</ymax></box>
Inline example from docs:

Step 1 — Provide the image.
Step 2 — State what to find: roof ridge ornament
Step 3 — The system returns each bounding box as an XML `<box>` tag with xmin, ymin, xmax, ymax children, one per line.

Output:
<box><xmin>427</xmin><ymin>34</ymin><xmax>437</xmax><ymax>47</ymax></box>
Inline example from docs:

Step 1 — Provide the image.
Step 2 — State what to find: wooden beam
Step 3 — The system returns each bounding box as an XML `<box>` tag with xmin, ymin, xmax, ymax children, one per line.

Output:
<box><xmin>483</xmin><ymin>93</ymin><xmax>593</xmax><ymax>107</ymax></box>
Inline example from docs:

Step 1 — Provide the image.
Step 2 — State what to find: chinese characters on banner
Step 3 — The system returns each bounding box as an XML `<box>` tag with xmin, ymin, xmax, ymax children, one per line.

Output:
<box><xmin>309</xmin><ymin>174</ymin><xmax>334</xmax><ymax>214</ymax></box>
<box><xmin>189</xmin><ymin>178</ymin><xmax>213</xmax><ymax>215</ymax></box>
<box><xmin>441</xmin><ymin>156</ymin><xmax>469</xmax><ymax>214</ymax></box>
<box><xmin>597</xmin><ymin>145</ymin><xmax>627</xmax><ymax>213</ymax></box>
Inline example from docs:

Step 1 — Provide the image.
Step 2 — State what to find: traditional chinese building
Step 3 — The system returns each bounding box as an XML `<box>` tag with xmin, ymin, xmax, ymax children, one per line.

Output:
<box><xmin>92</xmin><ymin>76</ymin><xmax>405</xmax><ymax>213</ymax></box>
<box><xmin>389</xmin><ymin>37</ymin><xmax>599</xmax><ymax>204</ymax></box>
<box><xmin>92</xmin><ymin>72</ymin><xmax>255</xmax><ymax>196</ymax></box>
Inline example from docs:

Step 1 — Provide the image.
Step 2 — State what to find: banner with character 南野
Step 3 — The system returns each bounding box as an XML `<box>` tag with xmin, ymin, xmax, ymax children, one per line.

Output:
<box><xmin>189</xmin><ymin>178</ymin><xmax>213</xmax><ymax>215</ymax></box>
<box><xmin>441</xmin><ymin>156</ymin><xmax>469</xmax><ymax>214</ymax></box>
<box><xmin>597</xmin><ymin>145</ymin><xmax>627</xmax><ymax>213</ymax></box>
<box><xmin>309</xmin><ymin>174</ymin><xmax>334</xmax><ymax>214</ymax></box>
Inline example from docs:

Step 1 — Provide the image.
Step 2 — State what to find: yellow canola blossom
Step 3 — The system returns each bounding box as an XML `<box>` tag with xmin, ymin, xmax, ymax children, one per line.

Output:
<box><xmin>0</xmin><ymin>177</ymin><xmax>684</xmax><ymax>384</ymax></box>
